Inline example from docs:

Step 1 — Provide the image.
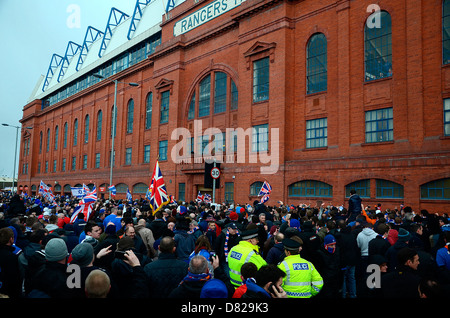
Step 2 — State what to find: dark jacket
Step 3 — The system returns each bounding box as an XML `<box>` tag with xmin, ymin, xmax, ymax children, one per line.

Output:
<box><xmin>316</xmin><ymin>245</ymin><xmax>342</xmax><ymax>298</ymax></box>
<box><xmin>174</xmin><ymin>229</ymin><xmax>195</xmax><ymax>262</ymax></box>
<box><xmin>348</xmin><ymin>194</ymin><xmax>362</xmax><ymax>221</ymax></box>
<box><xmin>380</xmin><ymin>265</ymin><xmax>421</xmax><ymax>298</ymax></box>
<box><xmin>368</xmin><ymin>235</ymin><xmax>391</xmax><ymax>264</ymax></box>
<box><xmin>143</xmin><ymin>252</ymin><xmax>189</xmax><ymax>298</ymax></box>
<box><xmin>28</xmin><ymin>261</ymin><xmax>76</xmax><ymax>298</ymax></box>
<box><xmin>0</xmin><ymin>245</ymin><xmax>22</xmax><ymax>298</ymax></box>
<box><xmin>334</xmin><ymin>226</ymin><xmax>360</xmax><ymax>267</ymax></box>
<box><xmin>110</xmin><ymin>258</ymin><xmax>149</xmax><ymax>298</ymax></box>
<box><xmin>265</xmin><ymin>243</ymin><xmax>284</xmax><ymax>265</ymax></box>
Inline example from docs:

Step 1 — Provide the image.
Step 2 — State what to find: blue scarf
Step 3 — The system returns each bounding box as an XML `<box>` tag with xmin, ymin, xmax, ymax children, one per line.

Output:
<box><xmin>179</xmin><ymin>272</ymin><xmax>211</xmax><ymax>285</ymax></box>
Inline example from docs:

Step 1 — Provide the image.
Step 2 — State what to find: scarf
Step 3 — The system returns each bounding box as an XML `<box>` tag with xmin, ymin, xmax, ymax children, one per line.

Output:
<box><xmin>180</xmin><ymin>272</ymin><xmax>211</xmax><ymax>285</ymax></box>
<box><xmin>224</xmin><ymin>228</ymin><xmax>240</xmax><ymax>262</ymax></box>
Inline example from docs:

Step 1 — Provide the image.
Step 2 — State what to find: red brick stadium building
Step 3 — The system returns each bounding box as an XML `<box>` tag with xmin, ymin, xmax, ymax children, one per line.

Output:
<box><xmin>18</xmin><ymin>0</ymin><xmax>450</xmax><ymax>213</ymax></box>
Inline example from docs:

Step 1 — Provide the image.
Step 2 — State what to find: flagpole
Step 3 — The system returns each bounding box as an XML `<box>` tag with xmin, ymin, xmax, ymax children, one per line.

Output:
<box><xmin>212</xmin><ymin>158</ymin><xmax>216</xmax><ymax>204</ymax></box>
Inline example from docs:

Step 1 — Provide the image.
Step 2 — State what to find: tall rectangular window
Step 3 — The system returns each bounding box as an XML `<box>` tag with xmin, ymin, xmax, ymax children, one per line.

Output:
<box><xmin>125</xmin><ymin>148</ymin><xmax>132</xmax><ymax>165</ymax></box>
<box><xmin>306</xmin><ymin>118</ymin><xmax>327</xmax><ymax>148</ymax></box>
<box><xmin>53</xmin><ymin>160</ymin><xmax>57</xmax><ymax>173</ymax></box>
<box><xmin>95</xmin><ymin>153</ymin><xmax>101</xmax><ymax>168</ymax></box>
<box><xmin>365</xmin><ymin>107</ymin><xmax>393</xmax><ymax>143</ymax></box>
<box><xmin>62</xmin><ymin>158</ymin><xmax>66</xmax><ymax>172</ymax></box>
<box><xmin>160</xmin><ymin>91</ymin><xmax>170</xmax><ymax>124</ymax></box>
<box><xmin>214</xmin><ymin>72</ymin><xmax>227</xmax><ymax>114</ymax></box>
<box><xmin>199</xmin><ymin>75</ymin><xmax>211</xmax><ymax>117</ymax></box>
<box><xmin>159</xmin><ymin>140</ymin><xmax>168</xmax><ymax>161</ymax></box>
<box><xmin>444</xmin><ymin>99</ymin><xmax>450</xmax><ymax>136</ymax></box>
<box><xmin>144</xmin><ymin>145</ymin><xmax>151</xmax><ymax>163</ymax></box>
<box><xmin>83</xmin><ymin>155</ymin><xmax>88</xmax><ymax>170</ymax></box>
<box><xmin>72</xmin><ymin>157</ymin><xmax>76</xmax><ymax>171</ymax></box>
<box><xmin>253</xmin><ymin>57</ymin><xmax>269</xmax><ymax>102</ymax></box>
<box><xmin>225</xmin><ymin>182</ymin><xmax>234</xmax><ymax>204</ymax></box>
<box><xmin>443</xmin><ymin>0</ymin><xmax>450</xmax><ymax>64</ymax></box>
<box><xmin>178</xmin><ymin>183</ymin><xmax>185</xmax><ymax>202</ymax></box>
<box><xmin>252</xmin><ymin>124</ymin><xmax>269</xmax><ymax>152</ymax></box>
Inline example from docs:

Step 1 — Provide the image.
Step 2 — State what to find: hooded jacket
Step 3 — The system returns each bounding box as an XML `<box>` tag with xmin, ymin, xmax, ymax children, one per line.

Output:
<box><xmin>356</xmin><ymin>227</ymin><xmax>378</xmax><ymax>257</ymax></box>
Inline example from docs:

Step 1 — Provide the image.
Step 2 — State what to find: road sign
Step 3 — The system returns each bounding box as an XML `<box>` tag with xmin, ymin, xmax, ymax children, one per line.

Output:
<box><xmin>211</xmin><ymin>167</ymin><xmax>220</xmax><ymax>179</ymax></box>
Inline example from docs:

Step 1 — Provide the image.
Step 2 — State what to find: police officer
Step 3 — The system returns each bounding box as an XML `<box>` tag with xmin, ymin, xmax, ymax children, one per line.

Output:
<box><xmin>277</xmin><ymin>237</ymin><xmax>324</xmax><ymax>298</ymax></box>
<box><xmin>227</xmin><ymin>228</ymin><xmax>267</xmax><ymax>287</ymax></box>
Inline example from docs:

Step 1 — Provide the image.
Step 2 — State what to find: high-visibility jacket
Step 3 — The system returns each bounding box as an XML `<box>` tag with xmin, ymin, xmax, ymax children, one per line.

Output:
<box><xmin>278</xmin><ymin>254</ymin><xmax>323</xmax><ymax>298</ymax></box>
<box><xmin>227</xmin><ymin>240</ymin><xmax>267</xmax><ymax>287</ymax></box>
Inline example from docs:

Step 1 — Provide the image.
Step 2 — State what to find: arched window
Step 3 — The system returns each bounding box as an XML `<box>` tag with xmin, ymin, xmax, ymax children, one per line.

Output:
<box><xmin>376</xmin><ymin>179</ymin><xmax>403</xmax><ymax>198</ymax></box>
<box><xmin>306</xmin><ymin>33</ymin><xmax>327</xmax><ymax>94</ymax></box>
<box><xmin>133</xmin><ymin>183</ymin><xmax>149</xmax><ymax>194</ymax></box>
<box><xmin>345</xmin><ymin>179</ymin><xmax>370</xmax><ymax>198</ymax></box>
<box><xmin>145</xmin><ymin>93</ymin><xmax>152</xmax><ymax>129</ymax></box>
<box><xmin>421</xmin><ymin>178</ymin><xmax>450</xmax><ymax>200</ymax></box>
<box><xmin>115</xmin><ymin>183</ymin><xmax>128</xmax><ymax>194</ymax></box>
<box><xmin>63</xmin><ymin>122</ymin><xmax>68</xmax><ymax>148</ymax></box>
<box><xmin>54</xmin><ymin>126</ymin><xmax>59</xmax><ymax>150</ymax></box>
<box><xmin>127</xmin><ymin>99</ymin><xmax>134</xmax><ymax>133</ymax></box>
<box><xmin>188</xmin><ymin>70</ymin><xmax>238</xmax><ymax>120</ymax></box>
<box><xmin>250</xmin><ymin>181</ymin><xmax>264</xmax><ymax>196</ymax></box>
<box><xmin>288</xmin><ymin>180</ymin><xmax>333</xmax><ymax>197</ymax></box>
<box><xmin>364</xmin><ymin>11</ymin><xmax>392</xmax><ymax>81</ymax></box>
<box><xmin>73</xmin><ymin>119</ymin><xmax>78</xmax><ymax>146</ymax></box>
<box><xmin>84</xmin><ymin>115</ymin><xmax>89</xmax><ymax>143</ymax></box>
<box><xmin>96</xmin><ymin>110</ymin><xmax>102</xmax><ymax>141</ymax></box>
<box><xmin>443</xmin><ymin>0</ymin><xmax>450</xmax><ymax>64</ymax></box>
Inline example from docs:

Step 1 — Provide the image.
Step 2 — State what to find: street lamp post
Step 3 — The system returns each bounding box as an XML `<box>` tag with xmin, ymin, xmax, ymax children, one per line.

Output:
<box><xmin>93</xmin><ymin>74</ymin><xmax>139</xmax><ymax>199</ymax></box>
<box><xmin>1</xmin><ymin>123</ymin><xmax>32</xmax><ymax>194</ymax></box>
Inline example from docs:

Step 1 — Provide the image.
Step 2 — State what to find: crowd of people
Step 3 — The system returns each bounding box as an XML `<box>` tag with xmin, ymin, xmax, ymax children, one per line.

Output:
<box><xmin>0</xmin><ymin>189</ymin><xmax>449</xmax><ymax>299</ymax></box>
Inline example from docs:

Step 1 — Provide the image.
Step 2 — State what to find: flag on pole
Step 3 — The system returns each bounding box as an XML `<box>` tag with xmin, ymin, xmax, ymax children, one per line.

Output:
<box><xmin>127</xmin><ymin>188</ymin><xmax>132</xmax><ymax>202</ymax></box>
<box><xmin>70</xmin><ymin>203</ymin><xmax>93</xmax><ymax>224</ymax></box>
<box><xmin>39</xmin><ymin>181</ymin><xmax>55</xmax><ymax>203</ymax></box>
<box><xmin>108</xmin><ymin>185</ymin><xmax>116</xmax><ymax>197</ymax></box>
<box><xmin>149</xmin><ymin>160</ymin><xmax>169</xmax><ymax>215</ymax></box>
<box><xmin>196</xmin><ymin>191</ymin><xmax>204</xmax><ymax>202</ymax></box>
<box><xmin>258</xmin><ymin>181</ymin><xmax>272</xmax><ymax>196</ymax></box>
<box><xmin>204</xmin><ymin>193</ymin><xmax>211</xmax><ymax>204</ymax></box>
<box><xmin>258</xmin><ymin>181</ymin><xmax>272</xmax><ymax>204</ymax></box>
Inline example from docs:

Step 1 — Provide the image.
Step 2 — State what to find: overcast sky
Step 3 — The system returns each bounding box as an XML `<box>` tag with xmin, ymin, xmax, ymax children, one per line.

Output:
<box><xmin>0</xmin><ymin>0</ymin><xmax>140</xmax><ymax>179</ymax></box>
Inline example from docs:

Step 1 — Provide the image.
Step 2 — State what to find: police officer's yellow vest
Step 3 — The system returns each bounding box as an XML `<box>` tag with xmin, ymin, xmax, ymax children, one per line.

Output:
<box><xmin>278</xmin><ymin>254</ymin><xmax>323</xmax><ymax>298</ymax></box>
<box><xmin>227</xmin><ymin>240</ymin><xmax>267</xmax><ymax>287</ymax></box>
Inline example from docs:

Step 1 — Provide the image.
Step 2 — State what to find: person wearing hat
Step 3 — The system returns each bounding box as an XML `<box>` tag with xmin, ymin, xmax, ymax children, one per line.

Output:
<box><xmin>227</xmin><ymin>227</ymin><xmax>267</xmax><ymax>287</ymax></box>
<box><xmin>277</xmin><ymin>237</ymin><xmax>323</xmax><ymax>298</ymax></box>
<box><xmin>27</xmin><ymin>237</ymin><xmax>76</xmax><ymax>298</ymax></box>
<box><xmin>315</xmin><ymin>234</ymin><xmax>341</xmax><ymax>298</ymax></box>
<box><xmin>385</xmin><ymin>228</ymin><xmax>411</xmax><ymax>272</ymax></box>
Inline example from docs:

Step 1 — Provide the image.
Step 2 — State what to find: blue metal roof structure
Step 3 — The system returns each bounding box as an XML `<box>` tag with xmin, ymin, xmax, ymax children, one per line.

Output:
<box><xmin>57</xmin><ymin>41</ymin><xmax>82</xmax><ymax>83</ymax></box>
<box><xmin>42</xmin><ymin>54</ymin><xmax>63</xmax><ymax>92</ymax></box>
<box><xmin>98</xmin><ymin>7</ymin><xmax>130</xmax><ymax>58</ymax></box>
<box><xmin>76</xmin><ymin>26</ymin><xmax>104</xmax><ymax>71</ymax></box>
<box><xmin>127</xmin><ymin>0</ymin><xmax>153</xmax><ymax>40</ymax></box>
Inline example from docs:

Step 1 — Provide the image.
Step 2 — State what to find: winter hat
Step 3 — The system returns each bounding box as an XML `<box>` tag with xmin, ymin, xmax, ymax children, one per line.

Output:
<box><xmin>105</xmin><ymin>224</ymin><xmax>116</xmax><ymax>235</ymax></box>
<box><xmin>200</xmin><ymin>279</ymin><xmax>228</xmax><ymax>298</ymax></box>
<box><xmin>229</xmin><ymin>211</ymin><xmax>239</xmax><ymax>221</ymax></box>
<box><xmin>397</xmin><ymin>228</ymin><xmax>411</xmax><ymax>242</ymax></box>
<box><xmin>289</xmin><ymin>219</ymin><xmax>301</xmax><ymax>230</ymax></box>
<box><xmin>177</xmin><ymin>205</ymin><xmax>187</xmax><ymax>215</ymax></box>
<box><xmin>324</xmin><ymin>234</ymin><xmax>336</xmax><ymax>246</ymax></box>
<box><xmin>71</xmin><ymin>243</ymin><xmax>94</xmax><ymax>267</ymax></box>
<box><xmin>45</xmin><ymin>238</ymin><xmax>68</xmax><ymax>262</ymax></box>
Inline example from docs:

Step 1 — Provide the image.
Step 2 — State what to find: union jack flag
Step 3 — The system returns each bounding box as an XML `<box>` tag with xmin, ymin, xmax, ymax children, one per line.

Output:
<box><xmin>196</xmin><ymin>191</ymin><xmax>204</xmax><ymax>202</ymax></box>
<box><xmin>82</xmin><ymin>186</ymin><xmax>97</xmax><ymax>204</ymax></box>
<box><xmin>70</xmin><ymin>202</ymin><xmax>93</xmax><ymax>224</ymax></box>
<box><xmin>149</xmin><ymin>160</ymin><xmax>169</xmax><ymax>215</ymax></box>
<box><xmin>260</xmin><ymin>193</ymin><xmax>270</xmax><ymax>204</ymax></box>
<box><xmin>204</xmin><ymin>193</ymin><xmax>212</xmax><ymax>204</ymax></box>
<box><xmin>258</xmin><ymin>181</ymin><xmax>272</xmax><ymax>196</ymax></box>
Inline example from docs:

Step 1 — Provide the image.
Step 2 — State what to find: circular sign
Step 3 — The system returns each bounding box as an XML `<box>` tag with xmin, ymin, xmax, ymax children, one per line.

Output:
<box><xmin>211</xmin><ymin>167</ymin><xmax>220</xmax><ymax>179</ymax></box>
